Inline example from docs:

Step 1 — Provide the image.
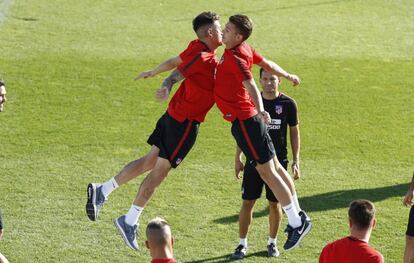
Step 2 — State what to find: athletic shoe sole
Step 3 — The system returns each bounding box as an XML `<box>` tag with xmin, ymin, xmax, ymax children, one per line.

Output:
<box><xmin>284</xmin><ymin>221</ymin><xmax>312</xmax><ymax>251</ymax></box>
<box><xmin>114</xmin><ymin>217</ymin><xmax>138</xmax><ymax>250</ymax></box>
<box><xmin>86</xmin><ymin>183</ymin><xmax>97</xmax><ymax>221</ymax></box>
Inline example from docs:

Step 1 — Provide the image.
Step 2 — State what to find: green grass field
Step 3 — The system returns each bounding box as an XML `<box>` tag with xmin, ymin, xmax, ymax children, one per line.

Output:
<box><xmin>0</xmin><ymin>0</ymin><xmax>413</xmax><ymax>262</ymax></box>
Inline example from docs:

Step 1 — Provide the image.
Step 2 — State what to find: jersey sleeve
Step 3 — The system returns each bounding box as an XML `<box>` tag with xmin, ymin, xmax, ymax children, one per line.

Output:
<box><xmin>319</xmin><ymin>245</ymin><xmax>331</xmax><ymax>263</ymax></box>
<box><xmin>287</xmin><ymin>99</ymin><xmax>299</xmax><ymax>126</ymax></box>
<box><xmin>369</xmin><ymin>253</ymin><xmax>384</xmax><ymax>263</ymax></box>
<box><xmin>252</xmin><ymin>48</ymin><xmax>263</xmax><ymax>64</ymax></box>
<box><xmin>233</xmin><ymin>54</ymin><xmax>253</xmax><ymax>82</ymax></box>
<box><xmin>178</xmin><ymin>43</ymin><xmax>204</xmax><ymax>78</ymax></box>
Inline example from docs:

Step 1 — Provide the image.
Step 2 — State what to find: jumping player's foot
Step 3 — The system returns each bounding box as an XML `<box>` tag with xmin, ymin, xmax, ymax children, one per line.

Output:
<box><xmin>114</xmin><ymin>215</ymin><xmax>139</xmax><ymax>250</ymax></box>
<box><xmin>230</xmin><ymin>244</ymin><xmax>247</xmax><ymax>260</ymax></box>
<box><xmin>284</xmin><ymin>210</ymin><xmax>311</xmax><ymax>234</ymax></box>
<box><xmin>267</xmin><ymin>243</ymin><xmax>280</xmax><ymax>257</ymax></box>
<box><xmin>299</xmin><ymin>210</ymin><xmax>311</xmax><ymax>222</ymax></box>
<box><xmin>283</xmin><ymin>212</ymin><xmax>312</xmax><ymax>251</ymax></box>
<box><xmin>85</xmin><ymin>183</ymin><xmax>107</xmax><ymax>221</ymax></box>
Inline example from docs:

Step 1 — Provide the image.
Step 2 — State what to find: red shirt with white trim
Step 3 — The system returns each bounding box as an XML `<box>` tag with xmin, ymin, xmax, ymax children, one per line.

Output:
<box><xmin>319</xmin><ymin>236</ymin><xmax>383</xmax><ymax>263</ymax></box>
<box><xmin>214</xmin><ymin>42</ymin><xmax>263</xmax><ymax>122</ymax></box>
<box><xmin>167</xmin><ymin>39</ymin><xmax>217</xmax><ymax>123</ymax></box>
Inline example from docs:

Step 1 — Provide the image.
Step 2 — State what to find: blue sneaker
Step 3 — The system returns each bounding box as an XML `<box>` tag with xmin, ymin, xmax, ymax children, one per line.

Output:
<box><xmin>283</xmin><ymin>213</ymin><xmax>312</xmax><ymax>251</ymax></box>
<box><xmin>267</xmin><ymin>243</ymin><xmax>280</xmax><ymax>257</ymax></box>
<box><xmin>284</xmin><ymin>211</ymin><xmax>311</xmax><ymax>234</ymax></box>
<box><xmin>86</xmin><ymin>183</ymin><xmax>107</xmax><ymax>221</ymax></box>
<box><xmin>230</xmin><ymin>244</ymin><xmax>247</xmax><ymax>260</ymax></box>
<box><xmin>114</xmin><ymin>215</ymin><xmax>139</xmax><ymax>250</ymax></box>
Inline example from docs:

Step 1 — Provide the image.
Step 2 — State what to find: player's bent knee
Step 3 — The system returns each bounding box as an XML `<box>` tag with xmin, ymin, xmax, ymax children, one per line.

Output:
<box><xmin>242</xmin><ymin>200</ymin><xmax>256</xmax><ymax>210</ymax></box>
<box><xmin>143</xmin><ymin>155</ymin><xmax>158</xmax><ymax>171</ymax></box>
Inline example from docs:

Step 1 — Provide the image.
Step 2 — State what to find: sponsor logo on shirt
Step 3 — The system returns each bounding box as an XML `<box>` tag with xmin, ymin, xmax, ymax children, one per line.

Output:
<box><xmin>268</xmin><ymin>119</ymin><xmax>281</xmax><ymax>130</ymax></box>
<box><xmin>271</xmin><ymin>119</ymin><xmax>281</xmax><ymax>125</ymax></box>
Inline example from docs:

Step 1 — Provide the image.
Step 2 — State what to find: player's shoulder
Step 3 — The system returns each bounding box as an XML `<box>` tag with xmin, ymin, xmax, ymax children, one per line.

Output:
<box><xmin>278</xmin><ymin>93</ymin><xmax>298</xmax><ymax>106</ymax></box>
<box><xmin>232</xmin><ymin>42</ymin><xmax>255</xmax><ymax>58</ymax></box>
<box><xmin>323</xmin><ymin>236</ymin><xmax>349</xmax><ymax>249</ymax></box>
<box><xmin>365</xmin><ymin>245</ymin><xmax>383</xmax><ymax>259</ymax></box>
<box><xmin>184</xmin><ymin>39</ymin><xmax>209</xmax><ymax>53</ymax></box>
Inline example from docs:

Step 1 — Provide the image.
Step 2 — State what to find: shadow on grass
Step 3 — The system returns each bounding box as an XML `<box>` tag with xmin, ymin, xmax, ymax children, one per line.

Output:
<box><xmin>214</xmin><ymin>183</ymin><xmax>408</xmax><ymax>224</ymax></box>
<box><xmin>11</xmin><ymin>16</ymin><xmax>38</xmax><ymax>21</ymax></box>
<box><xmin>183</xmin><ymin>250</ymin><xmax>267</xmax><ymax>263</ymax></box>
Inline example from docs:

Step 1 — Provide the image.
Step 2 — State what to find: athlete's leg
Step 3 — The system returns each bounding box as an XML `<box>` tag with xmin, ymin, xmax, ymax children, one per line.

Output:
<box><xmin>273</xmin><ymin>157</ymin><xmax>295</xmax><ymax>194</ymax></box>
<box><xmin>273</xmin><ymin>157</ymin><xmax>302</xmax><ymax>212</ymax></box>
<box><xmin>239</xmin><ymin>199</ymin><xmax>256</xmax><ymax>239</ymax></box>
<box><xmin>267</xmin><ymin>200</ymin><xmax>281</xmax><ymax>257</ymax></box>
<box><xmin>86</xmin><ymin>146</ymin><xmax>160</xmax><ymax>221</ymax></box>
<box><xmin>114</xmin><ymin>145</ymin><xmax>160</xmax><ymax>186</ymax></box>
<box><xmin>114</xmin><ymin>157</ymin><xmax>171</xmax><ymax>250</ymax></box>
<box><xmin>404</xmin><ymin>235</ymin><xmax>414</xmax><ymax>263</ymax></box>
<box><xmin>133</xmin><ymin>157</ymin><xmax>172</xmax><ymax>207</ymax></box>
<box><xmin>405</xmin><ymin>206</ymin><xmax>414</xmax><ymax>263</ymax></box>
<box><xmin>268</xmin><ymin>201</ymin><xmax>282</xmax><ymax>239</ymax></box>
<box><xmin>231</xmin><ymin>199</ymin><xmax>255</xmax><ymax>260</ymax></box>
<box><xmin>255</xmin><ymin>160</ymin><xmax>292</xmax><ymax>207</ymax></box>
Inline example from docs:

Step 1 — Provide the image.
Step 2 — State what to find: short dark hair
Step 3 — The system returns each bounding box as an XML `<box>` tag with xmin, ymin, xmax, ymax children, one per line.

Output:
<box><xmin>192</xmin><ymin>11</ymin><xmax>220</xmax><ymax>33</ymax></box>
<box><xmin>348</xmin><ymin>199</ymin><xmax>375</xmax><ymax>230</ymax></box>
<box><xmin>229</xmin><ymin>14</ymin><xmax>253</xmax><ymax>41</ymax></box>
<box><xmin>259</xmin><ymin>68</ymin><xmax>265</xmax><ymax>78</ymax></box>
<box><xmin>146</xmin><ymin>217</ymin><xmax>171</xmax><ymax>245</ymax></box>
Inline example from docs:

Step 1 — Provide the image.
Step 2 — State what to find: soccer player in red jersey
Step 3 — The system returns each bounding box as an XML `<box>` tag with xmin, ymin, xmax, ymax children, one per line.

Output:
<box><xmin>214</xmin><ymin>14</ymin><xmax>310</xmax><ymax>251</ymax></box>
<box><xmin>319</xmin><ymin>200</ymin><xmax>383</xmax><ymax>263</ymax></box>
<box><xmin>231</xmin><ymin>70</ymin><xmax>302</xmax><ymax>259</ymax></box>
<box><xmin>85</xmin><ymin>11</ymin><xmax>222</xmax><ymax>250</ymax></box>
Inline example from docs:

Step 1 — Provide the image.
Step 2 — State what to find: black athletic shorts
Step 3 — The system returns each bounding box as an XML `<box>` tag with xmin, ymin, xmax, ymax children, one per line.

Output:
<box><xmin>147</xmin><ymin>112</ymin><xmax>200</xmax><ymax>168</ymax></box>
<box><xmin>242</xmin><ymin>154</ymin><xmax>288</xmax><ymax>202</ymax></box>
<box><xmin>407</xmin><ymin>206</ymin><xmax>414</xmax><ymax>237</ymax></box>
<box><xmin>231</xmin><ymin>114</ymin><xmax>275</xmax><ymax>166</ymax></box>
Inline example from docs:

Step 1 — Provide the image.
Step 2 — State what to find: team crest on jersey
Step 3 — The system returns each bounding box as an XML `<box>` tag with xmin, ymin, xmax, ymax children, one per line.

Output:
<box><xmin>275</xmin><ymin>105</ymin><xmax>283</xmax><ymax>115</ymax></box>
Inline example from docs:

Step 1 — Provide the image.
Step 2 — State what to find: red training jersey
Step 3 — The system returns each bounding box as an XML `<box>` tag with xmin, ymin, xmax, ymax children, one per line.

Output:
<box><xmin>319</xmin><ymin>236</ymin><xmax>383</xmax><ymax>263</ymax></box>
<box><xmin>150</xmin><ymin>259</ymin><xmax>177</xmax><ymax>263</ymax></box>
<box><xmin>167</xmin><ymin>39</ymin><xmax>217</xmax><ymax>123</ymax></box>
<box><xmin>214</xmin><ymin>42</ymin><xmax>263</xmax><ymax>122</ymax></box>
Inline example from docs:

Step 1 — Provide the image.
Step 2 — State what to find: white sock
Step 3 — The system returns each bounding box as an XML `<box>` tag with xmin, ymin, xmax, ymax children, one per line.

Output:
<box><xmin>125</xmin><ymin>205</ymin><xmax>143</xmax><ymax>226</ymax></box>
<box><xmin>268</xmin><ymin>237</ymin><xmax>277</xmax><ymax>245</ymax></box>
<box><xmin>292</xmin><ymin>193</ymin><xmax>302</xmax><ymax>212</ymax></box>
<box><xmin>282</xmin><ymin>203</ymin><xmax>301</xmax><ymax>228</ymax></box>
<box><xmin>101</xmin><ymin>177</ymin><xmax>119</xmax><ymax>198</ymax></box>
<box><xmin>239</xmin><ymin>238</ymin><xmax>247</xmax><ymax>248</ymax></box>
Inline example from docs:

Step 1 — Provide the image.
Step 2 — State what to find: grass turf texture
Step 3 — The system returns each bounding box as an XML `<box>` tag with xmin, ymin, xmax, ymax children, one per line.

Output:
<box><xmin>0</xmin><ymin>0</ymin><xmax>413</xmax><ymax>262</ymax></box>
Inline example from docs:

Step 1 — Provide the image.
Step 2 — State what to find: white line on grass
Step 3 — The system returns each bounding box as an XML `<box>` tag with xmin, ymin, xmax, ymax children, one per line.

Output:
<box><xmin>0</xmin><ymin>0</ymin><xmax>13</xmax><ymax>26</ymax></box>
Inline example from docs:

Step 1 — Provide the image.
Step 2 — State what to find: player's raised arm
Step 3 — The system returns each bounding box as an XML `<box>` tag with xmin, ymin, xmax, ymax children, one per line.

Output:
<box><xmin>242</xmin><ymin>78</ymin><xmax>271</xmax><ymax>124</ymax></box>
<box><xmin>155</xmin><ymin>69</ymin><xmax>185</xmax><ymax>102</ymax></box>
<box><xmin>257</xmin><ymin>58</ymin><xmax>300</xmax><ymax>86</ymax></box>
<box><xmin>134</xmin><ymin>56</ymin><xmax>183</xmax><ymax>80</ymax></box>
